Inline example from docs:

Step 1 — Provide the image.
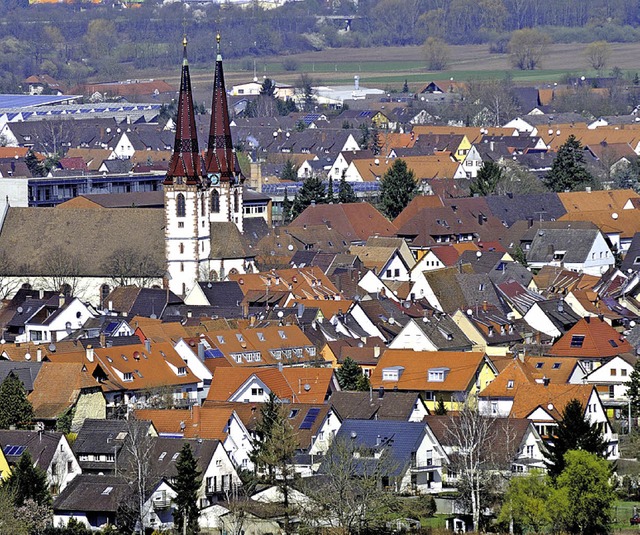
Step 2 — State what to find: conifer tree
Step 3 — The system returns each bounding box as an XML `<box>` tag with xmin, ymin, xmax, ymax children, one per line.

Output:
<box><xmin>434</xmin><ymin>397</ymin><xmax>447</xmax><ymax>415</ymax></box>
<box><xmin>282</xmin><ymin>187</ymin><xmax>293</xmax><ymax>224</ymax></box>
<box><xmin>379</xmin><ymin>159</ymin><xmax>417</xmax><ymax>220</ymax></box>
<box><xmin>470</xmin><ymin>161</ymin><xmax>503</xmax><ymax>196</ymax></box>
<box><xmin>338</xmin><ymin>173</ymin><xmax>357</xmax><ymax>204</ymax></box>
<box><xmin>544</xmin><ymin>135</ymin><xmax>594</xmax><ymax>192</ymax></box>
<box><xmin>173</xmin><ymin>443</ymin><xmax>202</xmax><ymax>534</ymax></box>
<box><xmin>544</xmin><ymin>398</ymin><xmax>607</xmax><ymax>478</ymax></box>
<box><xmin>280</xmin><ymin>159</ymin><xmax>298</xmax><ymax>181</ymax></box>
<box><xmin>0</xmin><ymin>373</ymin><xmax>34</xmax><ymax>429</ymax></box>
<box><xmin>291</xmin><ymin>176</ymin><xmax>326</xmax><ymax>219</ymax></box>
<box><xmin>336</xmin><ymin>357</ymin><xmax>365</xmax><ymax>391</ymax></box>
<box><xmin>5</xmin><ymin>451</ymin><xmax>51</xmax><ymax>507</ymax></box>
<box><xmin>327</xmin><ymin>176</ymin><xmax>335</xmax><ymax>203</ymax></box>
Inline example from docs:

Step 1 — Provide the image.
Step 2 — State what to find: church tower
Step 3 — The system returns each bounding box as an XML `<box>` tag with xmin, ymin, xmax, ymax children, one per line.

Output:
<box><xmin>164</xmin><ymin>37</ymin><xmax>208</xmax><ymax>297</ymax></box>
<box><xmin>164</xmin><ymin>34</ymin><xmax>251</xmax><ymax>297</ymax></box>
<box><xmin>203</xmin><ymin>33</ymin><xmax>245</xmax><ymax>234</ymax></box>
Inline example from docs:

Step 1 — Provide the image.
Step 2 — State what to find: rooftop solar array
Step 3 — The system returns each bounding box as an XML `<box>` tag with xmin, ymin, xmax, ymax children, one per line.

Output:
<box><xmin>299</xmin><ymin>407</ymin><xmax>321</xmax><ymax>430</ymax></box>
<box><xmin>0</xmin><ymin>94</ymin><xmax>83</xmax><ymax>108</ymax></box>
<box><xmin>3</xmin><ymin>444</ymin><xmax>26</xmax><ymax>456</ymax></box>
<box><xmin>261</xmin><ymin>181</ymin><xmax>380</xmax><ymax>195</ymax></box>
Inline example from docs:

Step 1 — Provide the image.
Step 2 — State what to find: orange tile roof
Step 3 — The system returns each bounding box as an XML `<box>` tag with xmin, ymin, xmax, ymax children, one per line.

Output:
<box><xmin>290</xmin><ymin>299</ymin><xmax>352</xmax><ymax>319</ymax></box>
<box><xmin>29</xmin><ymin>362</ymin><xmax>101</xmax><ymax>419</ymax></box>
<box><xmin>47</xmin><ymin>341</ymin><xmax>198</xmax><ymax>393</ymax></box>
<box><xmin>0</xmin><ymin>147</ymin><xmax>31</xmax><ymax>159</ymax></box>
<box><xmin>369</xmin><ymin>350</ymin><xmax>488</xmax><ymax>392</ymax></box>
<box><xmin>522</xmin><ymin>355</ymin><xmax>583</xmax><ymax>384</ymax></box>
<box><xmin>393</xmin><ymin>195</ymin><xmax>445</xmax><ymax>229</ymax></box>
<box><xmin>559</xmin><ymin>207</ymin><xmax>640</xmax><ymax>239</ymax></box>
<box><xmin>199</xmin><ymin>324</ymin><xmax>316</xmax><ymax>368</ymax></box>
<box><xmin>229</xmin><ymin>267</ymin><xmax>341</xmax><ymax>301</ymax></box>
<box><xmin>206</xmin><ymin>367</ymin><xmax>336</xmax><ymax>404</ymax></box>
<box><xmin>134</xmin><ymin>406</ymin><xmax>234</xmax><ymax>440</ymax></box>
<box><xmin>548</xmin><ymin>317</ymin><xmax>632</xmax><ymax>357</ymax></box>
<box><xmin>510</xmin><ymin>383</ymin><xmax>594</xmax><ymax>420</ymax></box>
<box><xmin>558</xmin><ymin>189</ymin><xmax>639</xmax><ymax>213</ymax></box>
<box><xmin>129</xmin><ymin>316</ymin><xmax>190</xmax><ymax>344</ymax></box>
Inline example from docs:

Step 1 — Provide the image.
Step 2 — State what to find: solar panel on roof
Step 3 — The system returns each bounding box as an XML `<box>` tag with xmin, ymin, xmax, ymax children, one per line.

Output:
<box><xmin>105</xmin><ymin>322</ymin><xmax>119</xmax><ymax>334</ymax></box>
<box><xmin>204</xmin><ymin>348</ymin><xmax>224</xmax><ymax>359</ymax></box>
<box><xmin>299</xmin><ymin>408</ymin><xmax>321</xmax><ymax>430</ymax></box>
<box><xmin>3</xmin><ymin>445</ymin><xmax>25</xmax><ymax>456</ymax></box>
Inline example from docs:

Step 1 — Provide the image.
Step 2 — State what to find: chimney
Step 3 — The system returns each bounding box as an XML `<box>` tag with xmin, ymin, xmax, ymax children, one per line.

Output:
<box><xmin>543</xmin><ymin>376</ymin><xmax>550</xmax><ymax>386</ymax></box>
<box><xmin>378</xmin><ymin>386</ymin><xmax>384</xmax><ymax>399</ymax></box>
<box><xmin>108</xmin><ymin>300</ymin><xmax>113</xmax><ymax>312</ymax></box>
<box><xmin>99</xmin><ymin>332</ymin><xmax>106</xmax><ymax>348</ymax></box>
<box><xmin>482</xmin><ymin>300</ymin><xmax>488</xmax><ymax>312</ymax></box>
<box><xmin>59</xmin><ymin>294</ymin><xmax>65</xmax><ymax>307</ymax></box>
<box><xmin>489</xmin><ymin>141</ymin><xmax>494</xmax><ymax>151</ymax></box>
<box><xmin>86</xmin><ymin>344</ymin><xmax>94</xmax><ymax>362</ymax></box>
<box><xmin>478</xmin><ymin>214</ymin><xmax>483</xmax><ymax>226</ymax></box>
<box><xmin>586</xmin><ymin>186</ymin><xmax>592</xmax><ymax>193</ymax></box>
<box><xmin>197</xmin><ymin>341</ymin><xmax>205</xmax><ymax>360</ymax></box>
<box><xmin>36</xmin><ymin>348</ymin><xmax>42</xmax><ymax>362</ymax></box>
<box><xmin>191</xmin><ymin>404</ymin><xmax>201</xmax><ymax>427</ymax></box>
<box><xmin>376</xmin><ymin>434</ymin><xmax>381</xmax><ymax>446</ymax></box>
<box><xmin>374</xmin><ymin>346</ymin><xmax>381</xmax><ymax>359</ymax></box>
<box><xmin>144</xmin><ymin>339</ymin><xmax>151</xmax><ymax>353</ymax></box>
<box><xmin>39</xmin><ymin>289</ymin><xmax>44</xmax><ymax>299</ymax></box>
<box><xmin>527</xmin><ymin>217</ymin><xmax>534</xmax><ymax>228</ymax></box>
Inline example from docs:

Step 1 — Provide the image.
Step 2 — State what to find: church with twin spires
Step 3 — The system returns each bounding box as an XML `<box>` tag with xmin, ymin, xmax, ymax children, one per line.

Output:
<box><xmin>164</xmin><ymin>34</ymin><xmax>255</xmax><ymax>297</ymax></box>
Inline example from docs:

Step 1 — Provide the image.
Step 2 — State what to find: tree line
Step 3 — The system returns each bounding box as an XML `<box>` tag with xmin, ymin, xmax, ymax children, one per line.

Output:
<box><xmin>3</xmin><ymin>0</ymin><xmax>640</xmax><ymax>92</ymax></box>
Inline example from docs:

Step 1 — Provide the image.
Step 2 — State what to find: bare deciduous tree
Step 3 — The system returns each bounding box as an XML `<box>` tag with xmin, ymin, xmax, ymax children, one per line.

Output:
<box><xmin>118</xmin><ymin>417</ymin><xmax>156</xmax><ymax>533</ymax></box>
<box><xmin>443</xmin><ymin>400</ymin><xmax>520</xmax><ymax>531</ymax></box>
<box><xmin>302</xmin><ymin>436</ymin><xmax>398</xmax><ymax>534</ymax></box>
<box><xmin>0</xmin><ymin>250</ymin><xmax>21</xmax><ymax>299</ymax></box>
<box><xmin>39</xmin><ymin>248</ymin><xmax>84</xmax><ymax>296</ymax></box>
<box><xmin>102</xmin><ymin>247</ymin><xmax>165</xmax><ymax>288</ymax></box>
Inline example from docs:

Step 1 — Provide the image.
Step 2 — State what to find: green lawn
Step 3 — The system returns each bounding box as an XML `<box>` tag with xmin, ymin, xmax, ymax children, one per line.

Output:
<box><xmin>613</xmin><ymin>500</ymin><xmax>640</xmax><ymax>530</ymax></box>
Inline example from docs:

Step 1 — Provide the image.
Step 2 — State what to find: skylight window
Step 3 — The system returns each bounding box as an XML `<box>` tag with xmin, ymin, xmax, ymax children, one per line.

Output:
<box><xmin>278</xmin><ymin>330</ymin><xmax>287</xmax><ymax>340</ymax></box>
<box><xmin>217</xmin><ymin>335</ymin><xmax>225</xmax><ymax>344</ymax></box>
<box><xmin>552</xmin><ymin>362</ymin><xmax>561</xmax><ymax>369</ymax></box>
<box><xmin>570</xmin><ymin>335</ymin><xmax>585</xmax><ymax>348</ymax></box>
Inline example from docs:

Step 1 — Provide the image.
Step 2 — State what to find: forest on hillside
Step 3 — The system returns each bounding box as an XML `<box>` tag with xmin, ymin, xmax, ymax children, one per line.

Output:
<box><xmin>2</xmin><ymin>0</ymin><xmax>640</xmax><ymax>92</ymax></box>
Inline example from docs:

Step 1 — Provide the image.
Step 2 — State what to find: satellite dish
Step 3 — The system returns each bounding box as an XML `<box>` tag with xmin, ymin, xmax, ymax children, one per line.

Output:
<box><xmin>17</xmin><ymin>307</ymin><xmax>23</xmax><ymax>314</ymax></box>
<box><xmin>150</xmin><ymin>313</ymin><xmax>157</xmax><ymax>319</ymax></box>
<box><xmin>612</xmin><ymin>212</ymin><xmax>619</xmax><ymax>220</ymax></box>
<box><xmin>48</xmin><ymin>344</ymin><xmax>56</xmax><ymax>352</ymax></box>
<box><xmin>466</xmin><ymin>309</ymin><xmax>473</xmax><ymax>316</ymax></box>
<box><xmin>476</xmin><ymin>251</ymin><xmax>482</xmax><ymax>258</ymax></box>
<box><xmin>288</xmin><ymin>244</ymin><xmax>294</xmax><ymax>251</ymax></box>
<box><xmin>388</xmin><ymin>317</ymin><xmax>395</xmax><ymax>325</ymax></box>
<box><xmin>350</xmin><ymin>431</ymin><xmax>357</xmax><ymax>439</ymax></box>
<box><xmin>277</xmin><ymin>311</ymin><xmax>284</xmax><ymax>318</ymax></box>
<box><xmin>547</xmin><ymin>403</ymin><xmax>554</xmax><ymax>411</ymax></box>
<box><xmin>630</xmin><ymin>320</ymin><xmax>637</xmax><ymax>328</ymax></box>
<box><xmin>24</xmin><ymin>352</ymin><xmax>31</xmax><ymax>360</ymax></box>
<box><xmin>304</xmin><ymin>383</ymin><xmax>311</xmax><ymax>391</ymax></box>
<box><xmin>0</xmin><ymin>339</ymin><xmax>4</xmax><ymax>344</ymax></box>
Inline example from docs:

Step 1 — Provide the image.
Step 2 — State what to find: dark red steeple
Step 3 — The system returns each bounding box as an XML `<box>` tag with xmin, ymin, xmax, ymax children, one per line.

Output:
<box><xmin>165</xmin><ymin>36</ymin><xmax>201</xmax><ymax>186</ymax></box>
<box><xmin>204</xmin><ymin>33</ymin><xmax>243</xmax><ymax>183</ymax></box>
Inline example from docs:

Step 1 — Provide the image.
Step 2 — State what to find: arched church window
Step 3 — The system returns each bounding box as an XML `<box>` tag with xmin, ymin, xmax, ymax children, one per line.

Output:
<box><xmin>201</xmin><ymin>193</ymin><xmax>206</xmax><ymax>216</ymax></box>
<box><xmin>176</xmin><ymin>193</ymin><xmax>186</xmax><ymax>217</ymax></box>
<box><xmin>233</xmin><ymin>189</ymin><xmax>239</xmax><ymax>213</ymax></box>
<box><xmin>211</xmin><ymin>190</ymin><xmax>220</xmax><ymax>213</ymax></box>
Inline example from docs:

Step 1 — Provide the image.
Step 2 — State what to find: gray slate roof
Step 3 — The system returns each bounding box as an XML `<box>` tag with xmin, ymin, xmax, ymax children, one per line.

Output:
<box><xmin>329</xmin><ymin>391</ymin><xmax>422</xmax><ymax>421</ymax></box>
<box><xmin>527</xmin><ymin>228</ymin><xmax>600</xmax><ymax>264</ymax></box>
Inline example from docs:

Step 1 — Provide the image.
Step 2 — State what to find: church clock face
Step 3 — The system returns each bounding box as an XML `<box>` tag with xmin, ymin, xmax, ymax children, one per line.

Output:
<box><xmin>208</xmin><ymin>173</ymin><xmax>220</xmax><ymax>185</ymax></box>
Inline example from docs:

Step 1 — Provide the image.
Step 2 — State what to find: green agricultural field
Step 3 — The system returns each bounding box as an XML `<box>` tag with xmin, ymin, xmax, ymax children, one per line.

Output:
<box><xmin>160</xmin><ymin>42</ymin><xmax>640</xmax><ymax>104</ymax></box>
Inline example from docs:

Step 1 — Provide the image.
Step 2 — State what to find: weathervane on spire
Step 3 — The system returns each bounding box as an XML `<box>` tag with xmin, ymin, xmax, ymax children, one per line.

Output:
<box><xmin>216</xmin><ymin>32</ymin><xmax>222</xmax><ymax>61</ymax></box>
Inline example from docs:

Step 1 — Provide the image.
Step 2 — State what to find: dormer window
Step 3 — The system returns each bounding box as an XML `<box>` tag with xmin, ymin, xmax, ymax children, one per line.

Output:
<box><xmin>123</xmin><ymin>372</ymin><xmax>133</xmax><ymax>382</ymax></box>
<box><xmin>177</xmin><ymin>367</ymin><xmax>187</xmax><ymax>376</ymax></box>
<box><xmin>257</xmin><ymin>332</ymin><xmax>265</xmax><ymax>341</ymax></box>
<box><xmin>428</xmin><ymin>367</ymin><xmax>449</xmax><ymax>382</ymax></box>
<box><xmin>382</xmin><ymin>366</ymin><xmax>404</xmax><ymax>381</ymax></box>
<box><xmin>507</xmin><ymin>380</ymin><xmax>514</xmax><ymax>389</ymax></box>
<box><xmin>217</xmin><ymin>335</ymin><xmax>225</xmax><ymax>344</ymax></box>
<box><xmin>278</xmin><ymin>330</ymin><xmax>287</xmax><ymax>340</ymax></box>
